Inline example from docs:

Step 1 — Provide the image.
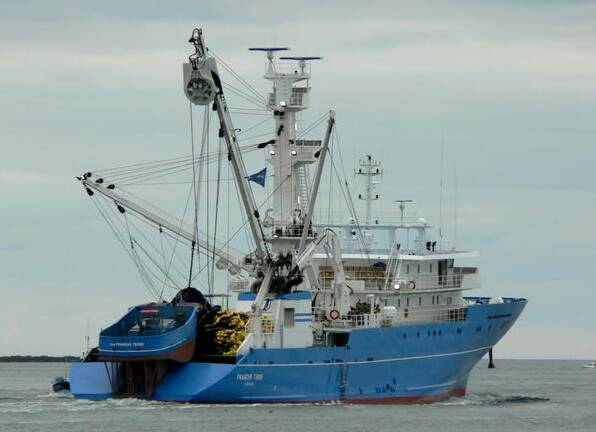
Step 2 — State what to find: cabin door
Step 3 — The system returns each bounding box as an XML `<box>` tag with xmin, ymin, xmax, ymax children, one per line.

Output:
<box><xmin>438</xmin><ymin>260</ymin><xmax>447</xmax><ymax>286</ymax></box>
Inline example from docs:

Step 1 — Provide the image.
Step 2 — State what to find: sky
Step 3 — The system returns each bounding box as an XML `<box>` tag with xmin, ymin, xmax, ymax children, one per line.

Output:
<box><xmin>1</xmin><ymin>0</ymin><xmax>595</xmax><ymax>359</ymax></box>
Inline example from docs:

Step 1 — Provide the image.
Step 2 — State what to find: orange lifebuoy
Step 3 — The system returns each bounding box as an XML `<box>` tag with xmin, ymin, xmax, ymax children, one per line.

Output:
<box><xmin>329</xmin><ymin>309</ymin><xmax>340</xmax><ymax>320</ymax></box>
<box><xmin>404</xmin><ymin>307</ymin><xmax>409</xmax><ymax>318</ymax></box>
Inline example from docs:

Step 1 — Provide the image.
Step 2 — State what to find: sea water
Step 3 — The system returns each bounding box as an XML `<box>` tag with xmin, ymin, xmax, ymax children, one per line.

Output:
<box><xmin>0</xmin><ymin>360</ymin><xmax>594</xmax><ymax>432</ymax></box>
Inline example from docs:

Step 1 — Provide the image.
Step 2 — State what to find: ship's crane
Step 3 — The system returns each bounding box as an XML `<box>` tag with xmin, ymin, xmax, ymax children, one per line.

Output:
<box><xmin>80</xmin><ymin>178</ymin><xmax>251</xmax><ymax>275</ymax></box>
<box><xmin>184</xmin><ymin>28</ymin><xmax>268</xmax><ymax>263</ymax></box>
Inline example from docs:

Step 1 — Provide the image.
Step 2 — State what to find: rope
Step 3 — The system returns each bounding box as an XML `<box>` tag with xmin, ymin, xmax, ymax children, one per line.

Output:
<box><xmin>211</xmin><ymin>50</ymin><xmax>266</xmax><ymax>103</ymax></box>
<box><xmin>189</xmin><ymin>102</ymin><xmax>199</xmax><ymax>287</ymax></box>
<box><xmin>210</xmin><ymin>136</ymin><xmax>224</xmax><ymax>296</ymax></box>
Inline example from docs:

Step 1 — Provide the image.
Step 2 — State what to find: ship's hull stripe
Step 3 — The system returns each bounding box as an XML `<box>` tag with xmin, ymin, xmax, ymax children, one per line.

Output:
<box><xmin>238</xmin><ymin>344</ymin><xmax>493</xmax><ymax>367</ymax></box>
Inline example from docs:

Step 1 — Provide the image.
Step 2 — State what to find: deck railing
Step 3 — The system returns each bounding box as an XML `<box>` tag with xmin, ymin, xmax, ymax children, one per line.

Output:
<box><xmin>319</xmin><ymin>267</ymin><xmax>480</xmax><ymax>292</ymax></box>
<box><xmin>315</xmin><ymin>304</ymin><xmax>469</xmax><ymax>330</ymax></box>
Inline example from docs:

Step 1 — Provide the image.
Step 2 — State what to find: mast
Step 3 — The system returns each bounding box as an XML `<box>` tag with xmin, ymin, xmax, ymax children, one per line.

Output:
<box><xmin>356</xmin><ymin>155</ymin><xmax>383</xmax><ymax>224</ymax></box>
<box><xmin>394</xmin><ymin>199</ymin><xmax>413</xmax><ymax>227</ymax></box>
<box><xmin>250</xmin><ymin>51</ymin><xmax>323</xmax><ymax>252</ymax></box>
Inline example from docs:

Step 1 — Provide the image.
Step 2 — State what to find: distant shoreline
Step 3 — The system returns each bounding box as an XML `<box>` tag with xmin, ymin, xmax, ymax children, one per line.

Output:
<box><xmin>0</xmin><ymin>356</ymin><xmax>79</xmax><ymax>363</ymax></box>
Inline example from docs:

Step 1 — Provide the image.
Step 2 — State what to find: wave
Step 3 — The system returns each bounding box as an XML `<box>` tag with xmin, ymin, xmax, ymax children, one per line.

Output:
<box><xmin>441</xmin><ymin>393</ymin><xmax>550</xmax><ymax>406</ymax></box>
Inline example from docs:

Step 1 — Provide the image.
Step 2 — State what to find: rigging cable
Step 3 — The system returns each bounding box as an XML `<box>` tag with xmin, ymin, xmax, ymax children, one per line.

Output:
<box><xmin>210</xmin><ymin>134</ymin><xmax>224</xmax><ymax>296</ymax></box>
<box><xmin>328</xmin><ymin>127</ymin><xmax>378</xmax><ymax>283</ymax></box>
<box><xmin>91</xmin><ymin>196</ymin><xmax>160</xmax><ymax>298</ymax></box>
<box><xmin>211</xmin><ymin>51</ymin><xmax>266</xmax><ymax>104</ymax></box>
<box><xmin>188</xmin><ymin>102</ymin><xmax>199</xmax><ymax>287</ymax></box>
<box><xmin>125</xmin><ymin>211</ymin><xmax>190</xmax><ymax>285</ymax></box>
<box><xmin>189</xmin><ymin>171</ymin><xmax>294</xmax><ymax>284</ymax></box>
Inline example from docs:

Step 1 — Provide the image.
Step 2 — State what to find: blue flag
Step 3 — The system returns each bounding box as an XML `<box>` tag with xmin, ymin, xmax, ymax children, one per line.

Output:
<box><xmin>247</xmin><ymin>168</ymin><xmax>267</xmax><ymax>187</ymax></box>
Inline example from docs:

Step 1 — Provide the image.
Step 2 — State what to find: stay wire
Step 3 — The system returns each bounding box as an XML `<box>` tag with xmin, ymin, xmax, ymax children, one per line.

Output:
<box><xmin>222</xmin><ymin>80</ymin><xmax>265</xmax><ymax>109</ymax></box>
<box><xmin>92</xmin><ymin>196</ymin><xmax>159</xmax><ymax>298</ymax></box>
<box><xmin>125</xmin><ymin>211</ymin><xmax>190</xmax><ymax>286</ymax></box>
<box><xmin>189</xmin><ymin>102</ymin><xmax>199</xmax><ymax>287</ymax></box>
<box><xmin>210</xmin><ymin>136</ymin><xmax>224</xmax><ymax>296</ymax></box>
<box><xmin>211</xmin><ymin>51</ymin><xmax>266</xmax><ymax>103</ymax></box>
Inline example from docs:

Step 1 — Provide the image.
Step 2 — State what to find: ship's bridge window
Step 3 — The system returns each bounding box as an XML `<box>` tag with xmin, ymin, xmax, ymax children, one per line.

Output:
<box><xmin>430</xmin><ymin>263</ymin><xmax>433</xmax><ymax>273</ymax></box>
<box><xmin>284</xmin><ymin>308</ymin><xmax>295</xmax><ymax>328</ymax></box>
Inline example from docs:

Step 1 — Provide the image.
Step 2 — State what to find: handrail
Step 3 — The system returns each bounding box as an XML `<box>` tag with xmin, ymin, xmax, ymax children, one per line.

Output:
<box><xmin>319</xmin><ymin>267</ymin><xmax>480</xmax><ymax>291</ymax></box>
<box><xmin>318</xmin><ymin>304</ymin><xmax>470</xmax><ymax>329</ymax></box>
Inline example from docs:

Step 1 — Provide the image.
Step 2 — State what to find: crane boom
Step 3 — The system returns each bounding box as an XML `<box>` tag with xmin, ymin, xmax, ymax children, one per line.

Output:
<box><xmin>81</xmin><ymin>179</ymin><xmax>251</xmax><ymax>274</ymax></box>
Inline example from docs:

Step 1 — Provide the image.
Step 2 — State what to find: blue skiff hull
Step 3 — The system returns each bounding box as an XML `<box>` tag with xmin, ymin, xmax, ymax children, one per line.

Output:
<box><xmin>70</xmin><ymin>298</ymin><xmax>526</xmax><ymax>403</ymax></box>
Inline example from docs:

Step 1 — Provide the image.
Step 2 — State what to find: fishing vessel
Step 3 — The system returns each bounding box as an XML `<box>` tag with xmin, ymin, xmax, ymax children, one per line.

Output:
<box><xmin>70</xmin><ymin>28</ymin><xmax>527</xmax><ymax>403</ymax></box>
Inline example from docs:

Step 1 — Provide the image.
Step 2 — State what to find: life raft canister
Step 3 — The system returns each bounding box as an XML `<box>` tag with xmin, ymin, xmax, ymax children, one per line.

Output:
<box><xmin>329</xmin><ymin>309</ymin><xmax>340</xmax><ymax>320</ymax></box>
<box><xmin>404</xmin><ymin>307</ymin><xmax>409</xmax><ymax>318</ymax></box>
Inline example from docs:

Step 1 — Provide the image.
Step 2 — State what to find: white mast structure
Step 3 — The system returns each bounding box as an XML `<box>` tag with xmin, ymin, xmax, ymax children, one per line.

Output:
<box><xmin>251</xmin><ymin>50</ymin><xmax>324</xmax><ymax>250</ymax></box>
<box><xmin>356</xmin><ymin>155</ymin><xmax>383</xmax><ymax>225</ymax></box>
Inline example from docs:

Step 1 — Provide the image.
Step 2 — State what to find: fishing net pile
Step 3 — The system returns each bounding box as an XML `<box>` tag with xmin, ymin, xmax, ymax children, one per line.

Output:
<box><xmin>204</xmin><ymin>310</ymin><xmax>249</xmax><ymax>356</ymax></box>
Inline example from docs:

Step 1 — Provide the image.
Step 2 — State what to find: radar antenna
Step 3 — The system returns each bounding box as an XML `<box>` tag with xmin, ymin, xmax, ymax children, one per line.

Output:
<box><xmin>249</xmin><ymin>47</ymin><xmax>290</xmax><ymax>63</ymax></box>
<box><xmin>393</xmin><ymin>199</ymin><xmax>413</xmax><ymax>226</ymax></box>
<box><xmin>280</xmin><ymin>56</ymin><xmax>323</xmax><ymax>74</ymax></box>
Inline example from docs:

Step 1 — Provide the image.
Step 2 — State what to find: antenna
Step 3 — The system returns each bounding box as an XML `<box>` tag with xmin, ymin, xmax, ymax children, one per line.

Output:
<box><xmin>248</xmin><ymin>47</ymin><xmax>290</xmax><ymax>51</ymax></box>
<box><xmin>454</xmin><ymin>158</ymin><xmax>458</xmax><ymax>251</ymax></box>
<box><xmin>394</xmin><ymin>200</ymin><xmax>413</xmax><ymax>226</ymax></box>
<box><xmin>439</xmin><ymin>130</ymin><xmax>445</xmax><ymax>241</ymax></box>
<box><xmin>279</xmin><ymin>56</ymin><xmax>322</xmax><ymax>75</ymax></box>
<box><xmin>249</xmin><ymin>47</ymin><xmax>290</xmax><ymax>62</ymax></box>
<box><xmin>355</xmin><ymin>155</ymin><xmax>382</xmax><ymax>225</ymax></box>
<box><xmin>279</xmin><ymin>56</ymin><xmax>323</xmax><ymax>61</ymax></box>
<box><xmin>84</xmin><ymin>317</ymin><xmax>90</xmax><ymax>357</ymax></box>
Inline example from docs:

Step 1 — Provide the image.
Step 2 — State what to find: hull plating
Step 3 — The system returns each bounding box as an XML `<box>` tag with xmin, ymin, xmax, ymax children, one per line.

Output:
<box><xmin>70</xmin><ymin>299</ymin><xmax>525</xmax><ymax>403</ymax></box>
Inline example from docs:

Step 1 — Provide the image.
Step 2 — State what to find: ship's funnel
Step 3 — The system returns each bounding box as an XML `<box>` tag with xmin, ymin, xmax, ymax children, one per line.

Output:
<box><xmin>183</xmin><ymin>58</ymin><xmax>219</xmax><ymax>105</ymax></box>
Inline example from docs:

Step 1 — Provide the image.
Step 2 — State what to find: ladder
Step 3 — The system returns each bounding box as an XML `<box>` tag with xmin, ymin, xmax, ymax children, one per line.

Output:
<box><xmin>295</xmin><ymin>164</ymin><xmax>310</xmax><ymax>213</ymax></box>
<box><xmin>383</xmin><ymin>255</ymin><xmax>401</xmax><ymax>290</ymax></box>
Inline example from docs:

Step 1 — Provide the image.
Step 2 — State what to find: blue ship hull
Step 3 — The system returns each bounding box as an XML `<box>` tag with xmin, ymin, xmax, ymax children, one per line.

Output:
<box><xmin>70</xmin><ymin>298</ymin><xmax>526</xmax><ymax>403</ymax></box>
